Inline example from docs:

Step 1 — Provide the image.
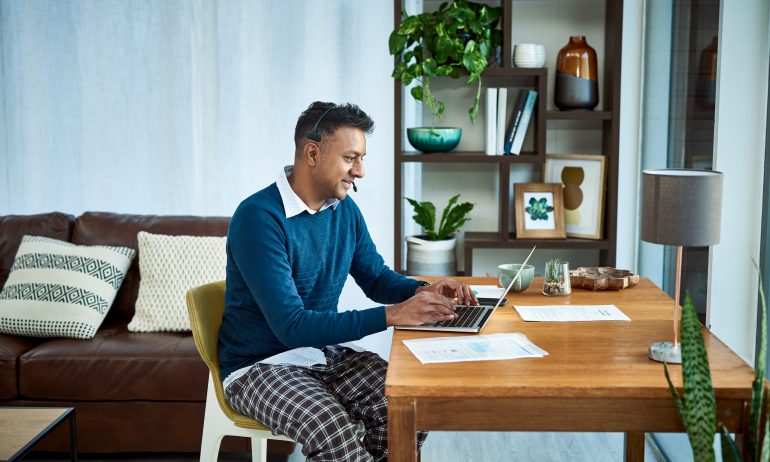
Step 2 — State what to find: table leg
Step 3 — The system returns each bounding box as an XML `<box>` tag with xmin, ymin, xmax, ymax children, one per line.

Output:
<box><xmin>68</xmin><ymin>409</ymin><xmax>77</xmax><ymax>462</ymax></box>
<box><xmin>388</xmin><ymin>397</ymin><xmax>417</xmax><ymax>462</ymax></box>
<box><xmin>624</xmin><ymin>432</ymin><xmax>645</xmax><ymax>462</ymax></box>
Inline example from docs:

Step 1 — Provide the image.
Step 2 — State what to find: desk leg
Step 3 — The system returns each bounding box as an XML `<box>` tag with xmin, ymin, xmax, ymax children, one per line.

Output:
<box><xmin>388</xmin><ymin>397</ymin><xmax>417</xmax><ymax>462</ymax></box>
<box><xmin>69</xmin><ymin>409</ymin><xmax>77</xmax><ymax>462</ymax></box>
<box><xmin>624</xmin><ymin>432</ymin><xmax>644</xmax><ymax>462</ymax></box>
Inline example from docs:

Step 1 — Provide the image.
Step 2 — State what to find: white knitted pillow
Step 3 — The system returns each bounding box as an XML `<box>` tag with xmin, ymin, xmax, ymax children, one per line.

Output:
<box><xmin>0</xmin><ymin>235</ymin><xmax>135</xmax><ymax>339</ymax></box>
<box><xmin>128</xmin><ymin>232</ymin><xmax>226</xmax><ymax>332</ymax></box>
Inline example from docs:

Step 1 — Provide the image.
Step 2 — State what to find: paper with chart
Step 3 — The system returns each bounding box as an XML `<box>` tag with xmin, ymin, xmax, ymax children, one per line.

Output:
<box><xmin>402</xmin><ymin>333</ymin><xmax>548</xmax><ymax>364</ymax></box>
<box><xmin>514</xmin><ymin>305</ymin><xmax>630</xmax><ymax>322</ymax></box>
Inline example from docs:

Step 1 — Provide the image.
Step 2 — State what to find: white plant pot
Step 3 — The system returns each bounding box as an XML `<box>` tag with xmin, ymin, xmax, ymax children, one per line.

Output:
<box><xmin>406</xmin><ymin>235</ymin><xmax>457</xmax><ymax>276</ymax></box>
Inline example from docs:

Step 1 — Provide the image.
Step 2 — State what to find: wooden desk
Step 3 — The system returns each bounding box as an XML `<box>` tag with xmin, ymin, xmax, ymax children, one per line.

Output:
<box><xmin>386</xmin><ymin>277</ymin><xmax>755</xmax><ymax>461</ymax></box>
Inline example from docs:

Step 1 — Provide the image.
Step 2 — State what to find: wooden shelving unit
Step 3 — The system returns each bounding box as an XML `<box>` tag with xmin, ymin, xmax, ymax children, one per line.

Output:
<box><xmin>393</xmin><ymin>0</ymin><xmax>623</xmax><ymax>275</ymax></box>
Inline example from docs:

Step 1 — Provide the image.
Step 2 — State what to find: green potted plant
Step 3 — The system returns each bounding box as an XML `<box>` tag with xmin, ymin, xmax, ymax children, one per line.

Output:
<box><xmin>663</xmin><ymin>271</ymin><xmax>768</xmax><ymax>461</ymax></box>
<box><xmin>404</xmin><ymin>194</ymin><xmax>474</xmax><ymax>276</ymax></box>
<box><xmin>389</xmin><ymin>1</ymin><xmax>503</xmax><ymax>152</ymax></box>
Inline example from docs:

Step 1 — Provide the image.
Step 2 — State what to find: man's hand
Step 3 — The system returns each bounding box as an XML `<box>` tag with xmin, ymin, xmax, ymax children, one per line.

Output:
<box><xmin>386</xmin><ymin>291</ymin><xmax>456</xmax><ymax>326</ymax></box>
<box><xmin>416</xmin><ymin>279</ymin><xmax>479</xmax><ymax>306</ymax></box>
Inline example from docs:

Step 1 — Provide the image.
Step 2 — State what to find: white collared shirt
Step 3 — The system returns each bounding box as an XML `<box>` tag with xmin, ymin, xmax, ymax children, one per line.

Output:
<box><xmin>276</xmin><ymin>165</ymin><xmax>338</xmax><ymax>217</ymax></box>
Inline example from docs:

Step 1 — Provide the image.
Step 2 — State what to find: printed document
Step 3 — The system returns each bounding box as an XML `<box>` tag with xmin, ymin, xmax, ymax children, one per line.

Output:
<box><xmin>403</xmin><ymin>333</ymin><xmax>548</xmax><ymax>364</ymax></box>
<box><xmin>514</xmin><ymin>305</ymin><xmax>631</xmax><ymax>322</ymax></box>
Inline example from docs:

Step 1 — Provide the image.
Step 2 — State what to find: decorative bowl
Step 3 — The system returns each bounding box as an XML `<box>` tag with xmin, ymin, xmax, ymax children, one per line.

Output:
<box><xmin>407</xmin><ymin>127</ymin><xmax>462</xmax><ymax>153</ymax></box>
<box><xmin>498</xmin><ymin>263</ymin><xmax>535</xmax><ymax>293</ymax></box>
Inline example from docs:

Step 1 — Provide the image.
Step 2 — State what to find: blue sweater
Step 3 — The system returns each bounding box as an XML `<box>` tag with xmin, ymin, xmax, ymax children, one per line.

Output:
<box><xmin>218</xmin><ymin>184</ymin><xmax>421</xmax><ymax>379</ymax></box>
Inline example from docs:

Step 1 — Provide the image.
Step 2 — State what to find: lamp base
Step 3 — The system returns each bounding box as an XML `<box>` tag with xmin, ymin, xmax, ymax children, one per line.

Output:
<box><xmin>648</xmin><ymin>341</ymin><xmax>682</xmax><ymax>364</ymax></box>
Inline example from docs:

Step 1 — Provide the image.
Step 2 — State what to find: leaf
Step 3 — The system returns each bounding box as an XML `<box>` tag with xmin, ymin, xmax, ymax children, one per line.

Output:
<box><xmin>761</xmin><ymin>418</ymin><xmax>770</xmax><ymax>462</ymax></box>
<box><xmin>679</xmin><ymin>292</ymin><xmax>717</xmax><ymax>462</ymax></box>
<box><xmin>437</xmin><ymin>200</ymin><xmax>474</xmax><ymax>239</ymax></box>
<box><xmin>750</xmin><ymin>260</ymin><xmax>767</xmax><ymax>461</ymax></box>
<box><xmin>719</xmin><ymin>425</ymin><xmax>742</xmax><ymax>462</ymax></box>
<box><xmin>405</xmin><ymin>197</ymin><xmax>436</xmax><ymax>238</ymax></box>
<box><xmin>663</xmin><ymin>362</ymin><xmax>686</xmax><ymax>423</ymax></box>
<box><xmin>389</xmin><ymin>31</ymin><xmax>408</xmax><ymax>55</ymax></box>
<box><xmin>434</xmin><ymin>36</ymin><xmax>454</xmax><ymax>64</ymax></box>
<box><xmin>410</xmin><ymin>86</ymin><xmax>423</xmax><ymax>102</ymax></box>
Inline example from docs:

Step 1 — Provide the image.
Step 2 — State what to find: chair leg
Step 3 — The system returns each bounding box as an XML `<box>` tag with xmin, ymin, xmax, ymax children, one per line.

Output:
<box><xmin>251</xmin><ymin>436</ymin><xmax>268</xmax><ymax>462</ymax></box>
<box><xmin>199</xmin><ymin>424</ymin><xmax>225</xmax><ymax>462</ymax></box>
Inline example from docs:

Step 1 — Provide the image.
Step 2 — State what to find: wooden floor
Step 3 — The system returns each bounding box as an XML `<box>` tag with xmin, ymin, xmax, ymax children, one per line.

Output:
<box><xmin>26</xmin><ymin>432</ymin><xmax>666</xmax><ymax>461</ymax></box>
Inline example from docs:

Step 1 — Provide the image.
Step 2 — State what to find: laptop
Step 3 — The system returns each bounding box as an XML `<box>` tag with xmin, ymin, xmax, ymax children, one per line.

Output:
<box><xmin>394</xmin><ymin>286</ymin><xmax>507</xmax><ymax>333</ymax></box>
<box><xmin>395</xmin><ymin>246</ymin><xmax>536</xmax><ymax>333</ymax></box>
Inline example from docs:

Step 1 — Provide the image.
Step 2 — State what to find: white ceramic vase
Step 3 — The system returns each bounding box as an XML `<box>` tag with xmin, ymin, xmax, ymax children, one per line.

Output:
<box><xmin>406</xmin><ymin>235</ymin><xmax>457</xmax><ymax>276</ymax></box>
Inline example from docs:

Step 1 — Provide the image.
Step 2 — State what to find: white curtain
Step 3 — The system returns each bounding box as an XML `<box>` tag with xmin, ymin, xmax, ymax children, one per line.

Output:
<box><xmin>0</xmin><ymin>0</ymin><xmax>397</xmax><ymax>357</ymax></box>
<box><xmin>0</xmin><ymin>0</ymin><xmax>394</xmax><ymax>219</ymax></box>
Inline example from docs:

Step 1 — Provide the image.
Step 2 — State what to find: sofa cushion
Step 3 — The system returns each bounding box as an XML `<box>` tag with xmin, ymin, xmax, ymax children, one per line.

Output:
<box><xmin>18</xmin><ymin>323</ymin><xmax>207</xmax><ymax>401</ymax></box>
<box><xmin>0</xmin><ymin>212</ymin><xmax>74</xmax><ymax>289</ymax></box>
<box><xmin>0</xmin><ymin>236</ymin><xmax>135</xmax><ymax>339</ymax></box>
<box><xmin>71</xmin><ymin>212</ymin><xmax>229</xmax><ymax>324</ymax></box>
<box><xmin>0</xmin><ymin>333</ymin><xmax>44</xmax><ymax>399</ymax></box>
<box><xmin>128</xmin><ymin>232</ymin><xmax>227</xmax><ymax>332</ymax></box>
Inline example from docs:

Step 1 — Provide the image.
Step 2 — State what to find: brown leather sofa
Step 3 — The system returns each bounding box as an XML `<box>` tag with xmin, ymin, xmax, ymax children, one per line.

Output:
<box><xmin>0</xmin><ymin>211</ymin><xmax>293</xmax><ymax>456</ymax></box>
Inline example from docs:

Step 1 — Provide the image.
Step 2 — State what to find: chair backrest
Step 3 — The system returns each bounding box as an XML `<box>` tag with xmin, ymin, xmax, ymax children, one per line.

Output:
<box><xmin>186</xmin><ymin>281</ymin><xmax>242</xmax><ymax>421</ymax></box>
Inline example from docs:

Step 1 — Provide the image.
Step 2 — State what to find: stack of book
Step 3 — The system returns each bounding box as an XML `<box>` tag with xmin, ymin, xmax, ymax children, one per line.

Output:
<box><xmin>484</xmin><ymin>88</ymin><xmax>538</xmax><ymax>155</ymax></box>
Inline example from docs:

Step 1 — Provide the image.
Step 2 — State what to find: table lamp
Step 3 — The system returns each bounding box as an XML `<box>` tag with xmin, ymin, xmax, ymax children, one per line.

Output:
<box><xmin>641</xmin><ymin>169</ymin><xmax>723</xmax><ymax>363</ymax></box>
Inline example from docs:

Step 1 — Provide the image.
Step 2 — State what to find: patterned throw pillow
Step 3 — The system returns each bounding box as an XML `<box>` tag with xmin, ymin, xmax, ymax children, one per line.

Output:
<box><xmin>0</xmin><ymin>235</ymin><xmax>135</xmax><ymax>339</ymax></box>
<box><xmin>127</xmin><ymin>231</ymin><xmax>226</xmax><ymax>332</ymax></box>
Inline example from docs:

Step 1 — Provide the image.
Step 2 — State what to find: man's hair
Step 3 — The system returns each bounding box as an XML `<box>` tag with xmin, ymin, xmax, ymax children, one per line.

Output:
<box><xmin>294</xmin><ymin>102</ymin><xmax>374</xmax><ymax>152</ymax></box>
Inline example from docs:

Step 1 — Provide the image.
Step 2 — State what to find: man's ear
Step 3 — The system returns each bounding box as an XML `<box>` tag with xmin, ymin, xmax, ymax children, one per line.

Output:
<box><xmin>303</xmin><ymin>141</ymin><xmax>321</xmax><ymax>167</ymax></box>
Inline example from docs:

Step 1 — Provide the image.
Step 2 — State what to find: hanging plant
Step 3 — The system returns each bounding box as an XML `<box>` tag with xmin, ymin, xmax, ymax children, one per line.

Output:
<box><xmin>389</xmin><ymin>0</ymin><xmax>503</xmax><ymax>124</ymax></box>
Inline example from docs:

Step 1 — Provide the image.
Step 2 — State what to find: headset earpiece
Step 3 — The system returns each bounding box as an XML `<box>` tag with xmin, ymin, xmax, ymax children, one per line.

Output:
<box><xmin>304</xmin><ymin>106</ymin><xmax>336</xmax><ymax>142</ymax></box>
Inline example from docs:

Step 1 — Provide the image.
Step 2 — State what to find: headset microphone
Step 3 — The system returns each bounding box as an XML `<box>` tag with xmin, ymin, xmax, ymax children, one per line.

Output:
<box><xmin>352</xmin><ymin>182</ymin><xmax>358</xmax><ymax>192</ymax></box>
<box><xmin>305</xmin><ymin>105</ymin><xmax>336</xmax><ymax>142</ymax></box>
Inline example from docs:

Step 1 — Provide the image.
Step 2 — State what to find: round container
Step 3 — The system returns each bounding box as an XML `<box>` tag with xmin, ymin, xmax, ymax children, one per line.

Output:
<box><xmin>498</xmin><ymin>263</ymin><xmax>535</xmax><ymax>293</ymax></box>
<box><xmin>407</xmin><ymin>127</ymin><xmax>462</xmax><ymax>153</ymax></box>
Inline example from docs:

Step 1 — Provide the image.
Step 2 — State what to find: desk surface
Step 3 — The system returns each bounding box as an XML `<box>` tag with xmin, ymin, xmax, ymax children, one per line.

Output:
<box><xmin>387</xmin><ymin>277</ymin><xmax>754</xmax><ymax>401</ymax></box>
<box><xmin>386</xmin><ymin>276</ymin><xmax>754</xmax><ymax>462</ymax></box>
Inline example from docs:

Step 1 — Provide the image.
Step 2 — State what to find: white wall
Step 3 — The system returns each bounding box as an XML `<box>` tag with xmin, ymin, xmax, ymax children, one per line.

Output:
<box><xmin>707</xmin><ymin>0</ymin><xmax>770</xmax><ymax>363</ymax></box>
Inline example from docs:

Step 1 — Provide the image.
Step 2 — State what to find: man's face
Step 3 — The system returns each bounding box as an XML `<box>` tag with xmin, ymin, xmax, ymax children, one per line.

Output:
<box><xmin>313</xmin><ymin>126</ymin><xmax>366</xmax><ymax>201</ymax></box>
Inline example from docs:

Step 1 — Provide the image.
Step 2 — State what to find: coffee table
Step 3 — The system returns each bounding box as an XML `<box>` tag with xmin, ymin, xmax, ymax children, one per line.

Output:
<box><xmin>0</xmin><ymin>407</ymin><xmax>76</xmax><ymax>461</ymax></box>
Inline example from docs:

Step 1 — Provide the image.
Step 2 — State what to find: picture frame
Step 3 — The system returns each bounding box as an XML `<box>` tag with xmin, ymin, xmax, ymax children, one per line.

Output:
<box><xmin>514</xmin><ymin>183</ymin><xmax>566</xmax><ymax>239</ymax></box>
<box><xmin>543</xmin><ymin>154</ymin><xmax>606</xmax><ymax>240</ymax></box>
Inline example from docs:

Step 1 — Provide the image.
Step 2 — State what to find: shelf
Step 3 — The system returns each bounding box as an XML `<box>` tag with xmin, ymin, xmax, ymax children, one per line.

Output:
<box><xmin>464</xmin><ymin>232</ymin><xmax>610</xmax><ymax>250</ymax></box>
<box><xmin>546</xmin><ymin>111</ymin><xmax>612</xmax><ymax>120</ymax></box>
<box><xmin>482</xmin><ymin>66</ymin><xmax>547</xmax><ymax>78</ymax></box>
<box><xmin>399</xmin><ymin>151</ymin><xmax>542</xmax><ymax>163</ymax></box>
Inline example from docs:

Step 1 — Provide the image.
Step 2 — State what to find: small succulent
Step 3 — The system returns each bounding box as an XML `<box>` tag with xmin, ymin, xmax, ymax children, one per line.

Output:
<box><xmin>526</xmin><ymin>197</ymin><xmax>554</xmax><ymax>221</ymax></box>
<box><xmin>545</xmin><ymin>258</ymin><xmax>562</xmax><ymax>282</ymax></box>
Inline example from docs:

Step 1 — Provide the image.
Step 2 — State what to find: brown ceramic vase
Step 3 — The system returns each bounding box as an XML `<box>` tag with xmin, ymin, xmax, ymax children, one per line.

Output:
<box><xmin>554</xmin><ymin>36</ymin><xmax>598</xmax><ymax>111</ymax></box>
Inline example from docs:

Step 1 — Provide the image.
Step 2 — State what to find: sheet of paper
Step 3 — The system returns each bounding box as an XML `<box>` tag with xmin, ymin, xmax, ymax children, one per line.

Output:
<box><xmin>402</xmin><ymin>333</ymin><xmax>548</xmax><ymax>364</ymax></box>
<box><xmin>514</xmin><ymin>305</ymin><xmax>631</xmax><ymax>322</ymax></box>
<box><xmin>470</xmin><ymin>285</ymin><xmax>504</xmax><ymax>299</ymax></box>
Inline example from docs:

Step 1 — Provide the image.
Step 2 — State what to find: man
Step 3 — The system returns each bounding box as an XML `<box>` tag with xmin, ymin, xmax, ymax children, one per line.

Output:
<box><xmin>219</xmin><ymin>101</ymin><xmax>477</xmax><ymax>461</ymax></box>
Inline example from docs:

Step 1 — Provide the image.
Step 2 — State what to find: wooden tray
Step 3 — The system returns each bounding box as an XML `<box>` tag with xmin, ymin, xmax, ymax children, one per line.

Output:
<box><xmin>570</xmin><ymin>267</ymin><xmax>640</xmax><ymax>291</ymax></box>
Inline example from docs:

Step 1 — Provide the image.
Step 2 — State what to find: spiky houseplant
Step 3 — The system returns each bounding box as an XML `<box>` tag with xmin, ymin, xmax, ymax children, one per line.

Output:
<box><xmin>389</xmin><ymin>0</ymin><xmax>503</xmax><ymax>123</ymax></box>
<box><xmin>664</xmin><ymin>270</ymin><xmax>768</xmax><ymax>462</ymax></box>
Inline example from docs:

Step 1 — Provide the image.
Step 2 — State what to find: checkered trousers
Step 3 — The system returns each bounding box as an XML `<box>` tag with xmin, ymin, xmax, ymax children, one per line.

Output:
<box><xmin>225</xmin><ymin>346</ymin><xmax>427</xmax><ymax>461</ymax></box>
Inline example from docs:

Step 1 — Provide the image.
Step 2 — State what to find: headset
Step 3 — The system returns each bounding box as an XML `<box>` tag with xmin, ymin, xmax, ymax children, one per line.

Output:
<box><xmin>304</xmin><ymin>105</ymin><xmax>358</xmax><ymax>192</ymax></box>
<box><xmin>304</xmin><ymin>105</ymin><xmax>336</xmax><ymax>142</ymax></box>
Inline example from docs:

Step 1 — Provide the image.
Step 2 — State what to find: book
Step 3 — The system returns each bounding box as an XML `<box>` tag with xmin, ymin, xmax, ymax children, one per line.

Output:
<box><xmin>509</xmin><ymin>90</ymin><xmax>538</xmax><ymax>155</ymax></box>
<box><xmin>495</xmin><ymin>87</ymin><xmax>508</xmax><ymax>154</ymax></box>
<box><xmin>484</xmin><ymin>87</ymin><xmax>498</xmax><ymax>155</ymax></box>
<box><xmin>503</xmin><ymin>89</ymin><xmax>529</xmax><ymax>154</ymax></box>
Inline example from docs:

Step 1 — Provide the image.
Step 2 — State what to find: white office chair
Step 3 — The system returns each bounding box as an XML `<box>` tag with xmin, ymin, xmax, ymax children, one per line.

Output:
<box><xmin>186</xmin><ymin>281</ymin><xmax>293</xmax><ymax>462</ymax></box>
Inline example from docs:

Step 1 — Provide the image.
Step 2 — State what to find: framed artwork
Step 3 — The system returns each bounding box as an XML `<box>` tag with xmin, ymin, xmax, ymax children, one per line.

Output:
<box><xmin>514</xmin><ymin>183</ymin><xmax>566</xmax><ymax>239</ymax></box>
<box><xmin>543</xmin><ymin>154</ymin><xmax>606</xmax><ymax>240</ymax></box>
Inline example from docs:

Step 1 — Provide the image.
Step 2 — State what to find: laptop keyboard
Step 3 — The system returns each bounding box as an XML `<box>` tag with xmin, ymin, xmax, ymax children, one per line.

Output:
<box><xmin>435</xmin><ymin>305</ymin><xmax>488</xmax><ymax>328</ymax></box>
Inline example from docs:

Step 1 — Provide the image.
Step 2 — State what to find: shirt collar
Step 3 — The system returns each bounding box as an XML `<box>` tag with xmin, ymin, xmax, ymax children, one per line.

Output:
<box><xmin>277</xmin><ymin>165</ymin><xmax>339</xmax><ymax>218</ymax></box>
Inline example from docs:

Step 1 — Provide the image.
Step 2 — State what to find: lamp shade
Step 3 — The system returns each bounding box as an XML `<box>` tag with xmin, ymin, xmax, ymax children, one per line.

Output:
<box><xmin>641</xmin><ymin>169</ymin><xmax>723</xmax><ymax>246</ymax></box>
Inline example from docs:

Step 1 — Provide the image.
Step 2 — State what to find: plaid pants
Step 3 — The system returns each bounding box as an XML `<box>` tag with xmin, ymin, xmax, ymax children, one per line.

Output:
<box><xmin>225</xmin><ymin>346</ymin><xmax>427</xmax><ymax>461</ymax></box>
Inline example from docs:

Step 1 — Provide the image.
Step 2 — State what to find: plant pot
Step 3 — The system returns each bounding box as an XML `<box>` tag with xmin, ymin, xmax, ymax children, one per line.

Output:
<box><xmin>406</xmin><ymin>235</ymin><xmax>457</xmax><ymax>276</ymax></box>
